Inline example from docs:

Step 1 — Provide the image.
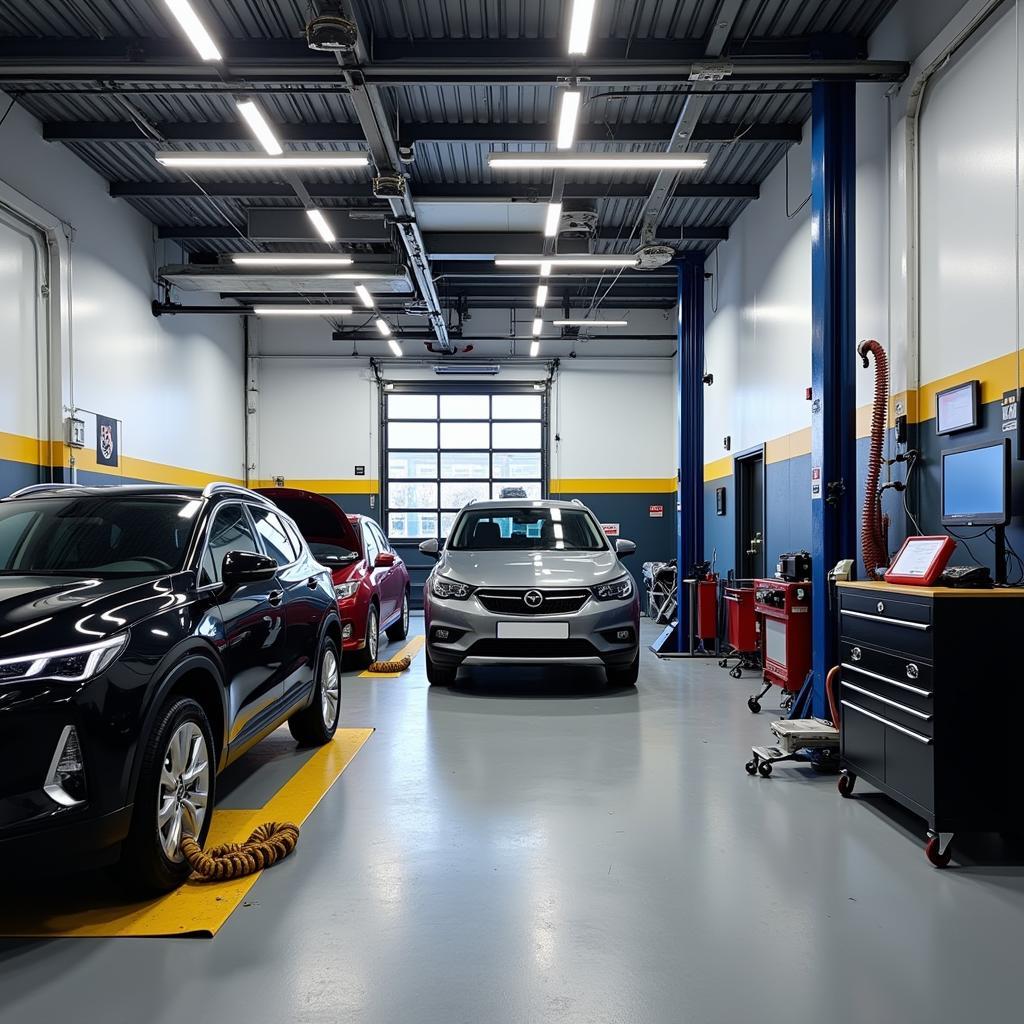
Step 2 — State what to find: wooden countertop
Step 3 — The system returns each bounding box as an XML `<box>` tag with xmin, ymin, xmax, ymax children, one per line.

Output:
<box><xmin>837</xmin><ymin>580</ymin><xmax>1024</xmax><ymax>599</ymax></box>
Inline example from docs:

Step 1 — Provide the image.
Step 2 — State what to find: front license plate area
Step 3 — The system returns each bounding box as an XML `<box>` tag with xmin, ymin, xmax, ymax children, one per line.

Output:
<box><xmin>496</xmin><ymin>621</ymin><xmax>570</xmax><ymax>640</ymax></box>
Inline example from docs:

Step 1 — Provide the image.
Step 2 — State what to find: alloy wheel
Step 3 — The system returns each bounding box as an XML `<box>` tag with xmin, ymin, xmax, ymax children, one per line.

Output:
<box><xmin>367</xmin><ymin>609</ymin><xmax>379</xmax><ymax>661</ymax></box>
<box><xmin>157</xmin><ymin>721</ymin><xmax>210</xmax><ymax>862</ymax></box>
<box><xmin>321</xmin><ymin>647</ymin><xmax>340</xmax><ymax>728</ymax></box>
<box><xmin>402</xmin><ymin>593</ymin><xmax>409</xmax><ymax>633</ymax></box>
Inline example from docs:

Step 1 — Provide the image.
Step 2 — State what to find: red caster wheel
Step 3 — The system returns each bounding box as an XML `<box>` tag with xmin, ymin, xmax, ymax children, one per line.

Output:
<box><xmin>837</xmin><ymin>773</ymin><xmax>856</xmax><ymax>798</ymax></box>
<box><xmin>925</xmin><ymin>835</ymin><xmax>952</xmax><ymax>868</ymax></box>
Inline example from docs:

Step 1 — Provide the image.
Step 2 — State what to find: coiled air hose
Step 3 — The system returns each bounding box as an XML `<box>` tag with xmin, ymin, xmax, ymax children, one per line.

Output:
<box><xmin>858</xmin><ymin>339</ymin><xmax>890</xmax><ymax>577</ymax></box>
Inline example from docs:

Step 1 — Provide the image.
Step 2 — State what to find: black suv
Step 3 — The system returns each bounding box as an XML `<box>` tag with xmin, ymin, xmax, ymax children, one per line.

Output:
<box><xmin>0</xmin><ymin>482</ymin><xmax>342</xmax><ymax>892</ymax></box>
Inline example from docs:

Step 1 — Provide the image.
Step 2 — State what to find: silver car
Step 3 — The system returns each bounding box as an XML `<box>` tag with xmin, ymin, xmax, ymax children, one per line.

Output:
<box><xmin>420</xmin><ymin>499</ymin><xmax>641</xmax><ymax>687</ymax></box>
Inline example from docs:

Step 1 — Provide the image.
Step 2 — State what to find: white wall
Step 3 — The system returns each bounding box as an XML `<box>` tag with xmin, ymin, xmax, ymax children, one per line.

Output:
<box><xmin>919</xmin><ymin>3</ymin><xmax>1019</xmax><ymax>383</ymax></box>
<box><xmin>0</xmin><ymin>93</ymin><xmax>244</xmax><ymax>482</ymax></box>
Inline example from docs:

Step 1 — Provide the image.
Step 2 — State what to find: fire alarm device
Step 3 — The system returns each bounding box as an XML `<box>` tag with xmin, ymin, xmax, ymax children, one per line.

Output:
<box><xmin>884</xmin><ymin>535</ymin><xmax>956</xmax><ymax>586</ymax></box>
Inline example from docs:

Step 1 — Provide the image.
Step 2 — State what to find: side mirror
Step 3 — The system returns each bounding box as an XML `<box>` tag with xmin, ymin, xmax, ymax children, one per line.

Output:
<box><xmin>221</xmin><ymin>550</ymin><xmax>277</xmax><ymax>590</ymax></box>
<box><xmin>615</xmin><ymin>538</ymin><xmax>637</xmax><ymax>558</ymax></box>
<box><xmin>375</xmin><ymin>551</ymin><xmax>397</xmax><ymax>568</ymax></box>
<box><xmin>418</xmin><ymin>538</ymin><xmax>440</xmax><ymax>558</ymax></box>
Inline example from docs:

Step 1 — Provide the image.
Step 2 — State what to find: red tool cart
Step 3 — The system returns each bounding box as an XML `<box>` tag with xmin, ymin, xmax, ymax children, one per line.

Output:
<box><xmin>718</xmin><ymin>583</ymin><xmax>761</xmax><ymax>678</ymax></box>
<box><xmin>748</xmin><ymin>579</ymin><xmax>811</xmax><ymax>713</ymax></box>
<box><xmin>695</xmin><ymin>574</ymin><xmax>718</xmax><ymax>651</ymax></box>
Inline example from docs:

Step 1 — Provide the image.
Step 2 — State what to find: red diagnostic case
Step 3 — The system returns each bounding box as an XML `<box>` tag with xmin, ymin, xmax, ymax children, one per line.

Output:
<box><xmin>883</xmin><ymin>535</ymin><xmax>957</xmax><ymax>586</ymax></box>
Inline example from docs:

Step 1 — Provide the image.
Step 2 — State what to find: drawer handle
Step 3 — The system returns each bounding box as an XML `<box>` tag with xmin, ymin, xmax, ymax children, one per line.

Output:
<box><xmin>724</xmin><ymin>594</ymin><xmax>740</xmax><ymax>603</ymax></box>
<box><xmin>841</xmin><ymin>700</ymin><xmax>933</xmax><ymax>744</ymax></box>
<box><xmin>840</xmin><ymin>662</ymin><xmax>932</xmax><ymax>698</ymax></box>
<box><xmin>841</xmin><ymin>608</ymin><xmax>930</xmax><ymax>631</ymax></box>
<box><xmin>841</xmin><ymin>681</ymin><xmax>933</xmax><ymax>721</ymax></box>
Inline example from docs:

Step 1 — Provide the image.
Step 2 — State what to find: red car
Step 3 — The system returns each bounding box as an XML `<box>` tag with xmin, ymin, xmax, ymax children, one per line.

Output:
<box><xmin>257</xmin><ymin>488</ymin><xmax>411</xmax><ymax>667</ymax></box>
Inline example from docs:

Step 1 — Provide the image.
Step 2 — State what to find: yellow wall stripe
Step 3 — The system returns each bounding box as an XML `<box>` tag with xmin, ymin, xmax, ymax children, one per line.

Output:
<box><xmin>703</xmin><ymin>456</ymin><xmax>733</xmax><ymax>483</ymax></box>
<box><xmin>550</xmin><ymin>476</ymin><xmax>677</xmax><ymax>494</ymax></box>
<box><xmin>251</xmin><ymin>477</ymin><xmax>378</xmax><ymax>495</ymax></box>
<box><xmin>0</xmin><ymin>429</ymin><xmax>243</xmax><ymax>488</ymax></box>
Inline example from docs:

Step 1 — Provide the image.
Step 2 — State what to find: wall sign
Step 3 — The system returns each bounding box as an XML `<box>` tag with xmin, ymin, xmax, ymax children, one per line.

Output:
<box><xmin>649</xmin><ymin>504</ymin><xmax>664</xmax><ymax>518</ymax></box>
<box><xmin>355</xmin><ymin>465</ymin><xmax>366</xmax><ymax>476</ymax></box>
<box><xmin>715</xmin><ymin>486</ymin><xmax>727</xmax><ymax>516</ymax></box>
<box><xmin>96</xmin><ymin>415</ymin><xmax>119</xmax><ymax>468</ymax></box>
<box><xmin>1002</xmin><ymin>389</ymin><xmax>1021</xmax><ymax>459</ymax></box>
<box><xmin>811</xmin><ymin>465</ymin><xmax>822</xmax><ymax>499</ymax></box>
<box><xmin>601</xmin><ymin>523</ymin><xmax>620</xmax><ymax>537</ymax></box>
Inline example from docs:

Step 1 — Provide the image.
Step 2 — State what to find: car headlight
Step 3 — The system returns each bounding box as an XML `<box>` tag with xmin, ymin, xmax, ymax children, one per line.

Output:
<box><xmin>334</xmin><ymin>581</ymin><xmax>360</xmax><ymax>600</ymax></box>
<box><xmin>0</xmin><ymin>633</ymin><xmax>129</xmax><ymax>684</ymax></box>
<box><xmin>593</xmin><ymin>576</ymin><xmax>634</xmax><ymax>601</ymax></box>
<box><xmin>430</xmin><ymin>575</ymin><xmax>474</xmax><ymax>600</ymax></box>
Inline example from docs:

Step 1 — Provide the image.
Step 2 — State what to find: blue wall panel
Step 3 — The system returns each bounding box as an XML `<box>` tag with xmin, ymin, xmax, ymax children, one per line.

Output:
<box><xmin>704</xmin><ymin>477</ymin><xmax>735</xmax><ymax>573</ymax></box>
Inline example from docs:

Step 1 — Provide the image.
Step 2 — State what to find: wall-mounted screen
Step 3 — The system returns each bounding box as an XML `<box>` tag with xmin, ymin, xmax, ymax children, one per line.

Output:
<box><xmin>940</xmin><ymin>438</ymin><xmax>1010</xmax><ymax>527</ymax></box>
<box><xmin>935</xmin><ymin>380</ymin><xmax>979</xmax><ymax>435</ymax></box>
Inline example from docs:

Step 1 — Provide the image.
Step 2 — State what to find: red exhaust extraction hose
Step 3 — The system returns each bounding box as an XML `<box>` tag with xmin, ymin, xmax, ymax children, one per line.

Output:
<box><xmin>858</xmin><ymin>339</ymin><xmax>890</xmax><ymax>577</ymax></box>
<box><xmin>826</xmin><ymin>665</ymin><xmax>841</xmax><ymax>727</ymax></box>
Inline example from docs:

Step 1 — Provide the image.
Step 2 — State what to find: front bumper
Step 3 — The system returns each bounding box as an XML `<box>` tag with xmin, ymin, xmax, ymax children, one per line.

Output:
<box><xmin>0</xmin><ymin>674</ymin><xmax>137</xmax><ymax>867</ymax></box>
<box><xmin>425</xmin><ymin>591</ymin><xmax>640</xmax><ymax>670</ymax></box>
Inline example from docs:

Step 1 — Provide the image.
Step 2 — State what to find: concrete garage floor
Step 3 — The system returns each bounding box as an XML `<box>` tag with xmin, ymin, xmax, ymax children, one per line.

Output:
<box><xmin>2</xmin><ymin>616</ymin><xmax>1023</xmax><ymax>1023</ymax></box>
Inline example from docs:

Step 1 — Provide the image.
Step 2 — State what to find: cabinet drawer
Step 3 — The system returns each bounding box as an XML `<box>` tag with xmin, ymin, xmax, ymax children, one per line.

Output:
<box><xmin>840</xmin><ymin>590</ymin><xmax>932</xmax><ymax>626</ymax></box>
<box><xmin>841</xmin><ymin>698</ymin><xmax>885</xmax><ymax>778</ymax></box>
<box><xmin>839</xmin><ymin>641</ymin><xmax>932</xmax><ymax>710</ymax></box>
<box><xmin>839</xmin><ymin>599</ymin><xmax>933</xmax><ymax>658</ymax></box>
<box><xmin>884</xmin><ymin>728</ymin><xmax>935</xmax><ymax>813</ymax></box>
<box><xmin>840</xmin><ymin>680</ymin><xmax>933</xmax><ymax>738</ymax></box>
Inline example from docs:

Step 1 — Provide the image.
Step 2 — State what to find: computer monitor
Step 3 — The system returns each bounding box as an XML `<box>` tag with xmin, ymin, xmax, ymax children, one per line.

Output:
<box><xmin>940</xmin><ymin>438</ymin><xmax>1010</xmax><ymax>527</ymax></box>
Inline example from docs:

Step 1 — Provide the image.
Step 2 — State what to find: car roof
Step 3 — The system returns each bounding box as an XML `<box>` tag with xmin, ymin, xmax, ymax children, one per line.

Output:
<box><xmin>3</xmin><ymin>482</ymin><xmax>274</xmax><ymax>506</ymax></box>
<box><xmin>458</xmin><ymin>498</ymin><xmax>589</xmax><ymax>512</ymax></box>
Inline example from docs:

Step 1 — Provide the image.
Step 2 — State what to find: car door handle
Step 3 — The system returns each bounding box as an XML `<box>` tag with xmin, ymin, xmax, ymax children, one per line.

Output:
<box><xmin>268</xmin><ymin>590</ymin><xmax>284</xmax><ymax>607</ymax></box>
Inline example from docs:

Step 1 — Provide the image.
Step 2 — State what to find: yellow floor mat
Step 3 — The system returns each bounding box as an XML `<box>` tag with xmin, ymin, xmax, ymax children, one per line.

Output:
<box><xmin>0</xmin><ymin>727</ymin><xmax>373</xmax><ymax>939</ymax></box>
<box><xmin>358</xmin><ymin>634</ymin><xmax>425</xmax><ymax>677</ymax></box>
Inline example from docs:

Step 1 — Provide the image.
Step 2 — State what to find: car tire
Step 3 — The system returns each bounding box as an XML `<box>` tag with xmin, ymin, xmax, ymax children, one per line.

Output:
<box><xmin>607</xmin><ymin>649</ymin><xmax>640</xmax><ymax>688</ymax></box>
<box><xmin>386</xmin><ymin>590</ymin><xmax>410</xmax><ymax>642</ymax></box>
<box><xmin>120</xmin><ymin>696</ymin><xmax>216</xmax><ymax>895</ymax></box>
<box><xmin>289</xmin><ymin>636</ymin><xmax>342</xmax><ymax>747</ymax></box>
<box><xmin>354</xmin><ymin>603</ymin><xmax>380</xmax><ymax>668</ymax></box>
<box><xmin>425</xmin><ymin>647</ymin><xmax>457</xmax><ymax>687</ymax></box>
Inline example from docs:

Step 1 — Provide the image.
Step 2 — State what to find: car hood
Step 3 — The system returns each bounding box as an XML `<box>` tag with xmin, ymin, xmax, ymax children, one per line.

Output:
<box><xmin>255</xmin><ymin>487</ymin><xmax>361</xmax><ymax>555</ymax></box>
<box><xmin>0</xmin><ymin>573</ymin><xmax>191</xmax><ymax>658</ymax></box>
<box><xmin>435</xmin><ymin>549</ymin><xmax>625</xmax><ymax>588</ymax></box>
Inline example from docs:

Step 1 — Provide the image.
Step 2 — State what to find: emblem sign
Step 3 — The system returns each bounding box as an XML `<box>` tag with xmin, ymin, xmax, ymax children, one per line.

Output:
<box><xmin>524</xmin><ymin>590</ymin><xmax>544</xmax><ymax>609</ymax></box>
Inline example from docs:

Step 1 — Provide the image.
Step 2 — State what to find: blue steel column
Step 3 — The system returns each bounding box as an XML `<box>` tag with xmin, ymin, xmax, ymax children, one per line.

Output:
<box><xmin>675</xmin><ymin>254</ymin><xmax>706</xmax><ymax>652</ymax></box>
<box><xmin>810</xmin><ymin>82</ymin><xmax>857</xmax><ymax>716</ymax></box>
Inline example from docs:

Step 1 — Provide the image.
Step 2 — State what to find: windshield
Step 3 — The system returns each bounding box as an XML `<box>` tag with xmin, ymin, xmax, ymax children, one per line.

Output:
<box><xmin>448</xmin><ymin>506</ymin><xmax>607</xmax><ymax>552</ymax></box>
<box><xmin>0</xmin><ymin>495</ymin><xmax>201</xmax><ymax>576</ymax></box>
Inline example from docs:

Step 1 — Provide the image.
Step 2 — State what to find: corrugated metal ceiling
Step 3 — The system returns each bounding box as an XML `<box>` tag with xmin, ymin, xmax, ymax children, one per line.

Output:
<box><xmin>0</xmin><ymin>0</ymin><xmax>897</xmax><ymax>306</ymax></box>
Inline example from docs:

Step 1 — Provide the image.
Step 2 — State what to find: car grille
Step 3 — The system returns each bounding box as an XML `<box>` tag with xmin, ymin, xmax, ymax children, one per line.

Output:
<box><xmin>476</xmin><ymin>588</ymin><xmax>590</xmax><ymax>615</ymax></box>
<box><xmin>467</xmin><ymin>639</ymin><xmax>598</xmax><ymax>659</ymax></box>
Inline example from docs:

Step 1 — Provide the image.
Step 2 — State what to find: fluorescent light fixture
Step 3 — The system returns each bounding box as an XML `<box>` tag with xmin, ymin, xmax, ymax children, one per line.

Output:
<box><xmin>164</xmin><ymin>0</ymin><xmax>222</xmax><ymax>61</ymax></box>
<box><xmin>235</xmin><ymin>99</ymin><xmax>282</xmax><ymax>155</ymax></box>
<box><xmin>489</xmin><ymin>153</ymin><xmax>709</xmax><ymax>171</ymax></box>
<box><xmin>388</xmin><ymin>338</ymin><xmax>403</xmax><ymax>358</ymax></box>
<box><xmin>231</xmin><ymin>255</ymin><xmax>353</xmax><ymax>267</ymax></box>
<box><xmin>354</xmin><ymin>284</ymin><xmax>374</xmax><ymax>308</ymax></box>
<box><xmin>556</xmin><ymin>92</ymin><xmax>581</xmax><ymax>150</ymax></box>
<box><xmin>497</xmin><ymin>255</ymin><xmax>638</xmax><ymax>269</ymax></box>
<box><xmin>535</xmin><ymin>284</ymin><xmax>548</xmax><ymax>306</ymax></box>
<box><xmin>532</xmin><ymin>317</ymin><xmax>543</xmax><ymax>336</ymax></box>
<box><xmin>155</xmin><ymin>152</ymin><xmax>369</xmax><ymax>169</ymax></box>
<box><xmin>306</xmin><ymin>208</ymin><xmax>336</xmax><ymax>243</ymax></box>
<box><xmin>544</xmin><ymin>202</ymin><xmax>563</xmax><ymax>237</ymax></box>
<box><xmin>253</xmin><ymin>306</ymin><xmax>353</xmax><ymax>316</ymax></box>
<box><xmin>434</xmin><ymin>364</ymin><xmax>500</xmax><ymax>375</ymax></box>
<box><xmin>530</xmin><ymin>340</ymin><xmax>540</xmax><ymax>358</ymax></box>
<box><xmin>567</xmin><ymin>0</ymin><xmax>596</xmax><ymax>55</ymax></box>
<box><xmin>554</xmin><ymin>319</ymin><xmax>629</xmax><ymax>326</ymax></box>
<box><xmin>375</xmin><ymin>318</ymin><xmax>391</xmax><ymax>336</ymax></box>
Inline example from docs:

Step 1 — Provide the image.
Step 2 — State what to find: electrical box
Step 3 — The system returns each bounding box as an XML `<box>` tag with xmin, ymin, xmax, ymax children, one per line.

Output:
<box><xmin>67</xmin><ymin>416</ymin><xmax>86</xmax><ymax>449</ymax></box>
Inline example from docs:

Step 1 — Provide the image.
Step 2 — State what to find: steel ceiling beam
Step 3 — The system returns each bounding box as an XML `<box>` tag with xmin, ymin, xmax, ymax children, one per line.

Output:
<box><xmin>43</xmin><ymin>121</ymin><xmax>803</xmax><ymax>145</ymax></box>
<box><xmin>0</xmin><ymin>36</ymin><xmax>908</xmax><ymax>84</ymax></box>
<box><xmin>111</xmin><ymin>181</ymin><xmax>759</xmax><ymax>201</ymax></box>
<box><xmin>158</xmin><ymin>224</ymin><xmax>728</xmax><ymax>242</ymax></box>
